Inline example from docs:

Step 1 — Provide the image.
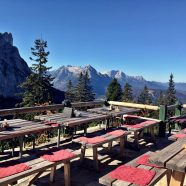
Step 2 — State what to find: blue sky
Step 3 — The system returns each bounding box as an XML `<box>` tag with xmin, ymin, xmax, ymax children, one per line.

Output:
<box><xmin>0</xmin><ymin>0</ymin><xmax>186</xmax><ymax>82</ymax></box>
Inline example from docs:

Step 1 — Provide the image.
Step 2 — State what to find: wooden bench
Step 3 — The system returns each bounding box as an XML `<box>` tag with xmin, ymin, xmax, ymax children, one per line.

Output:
<box><xmin>99</xmin><ymin>151</ymin><xmax>171</xmax><ymax>186</ymax></box>
<box><xmin>121</xmin><ymin>115</ymin><xmax>160</xmax><ymax>149</ymax></box>
<box><xmin>74</xmin><ymin>130</ymin><xmax>130</xmax><ymax>171</ymax></box>
<box><xmin>0</xmin><ymin>149</ymin><xmax>80</xmax><ymax>186</ymax></box>
<box><xmin>168</xmin><ymin>115</ymin><xmax>186</xmax><ymax>134</ymax></box>
<box><xmin>168</xmin><ymin>128</ymin><xmax>186</xmax><ymax>141</ymax></box>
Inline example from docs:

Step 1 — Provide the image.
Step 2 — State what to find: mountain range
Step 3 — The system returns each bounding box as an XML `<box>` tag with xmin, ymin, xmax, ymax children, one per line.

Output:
<box><xmin>50</xmin><ymin>65</ymin><xmax>186</xmax><ymax>102</ymax></box>
<box><xmin>1</xmin><ymin>32</ymin><xmax>186</xmax><ymax>106</ymax></box>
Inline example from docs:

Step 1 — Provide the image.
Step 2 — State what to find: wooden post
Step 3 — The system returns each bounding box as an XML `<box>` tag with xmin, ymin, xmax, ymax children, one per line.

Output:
<box><xmin>158</xmin><ymin>105</ymin><xmax>167</xmax><ymax>137</ymax></box>
<box><xmin>175</xmin><ymin>101</ymin><xmax>182</xmax><ymax>116</ymax></box>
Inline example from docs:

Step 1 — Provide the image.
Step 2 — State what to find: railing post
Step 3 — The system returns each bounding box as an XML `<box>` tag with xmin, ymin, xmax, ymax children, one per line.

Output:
<box><xmin>175</xmin><ymin>101</ymin><xmax>182</xmax><ymax>116</ymax></box>
<box><xmin>158</xmin><ymin>105</ymin><xmax>167</xmax><ymax>137</ymax></box>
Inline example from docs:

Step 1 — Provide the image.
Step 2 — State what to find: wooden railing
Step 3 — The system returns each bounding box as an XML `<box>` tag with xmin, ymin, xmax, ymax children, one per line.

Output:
<box><xmin>0</xmin><ymin>101</ymin><xmax>104</xmax><ymax>117</ymax></box>
<box><xmin>108</xmin><ymin>101</ymin><xmax>159</xmax><ymax>111</ymax></box>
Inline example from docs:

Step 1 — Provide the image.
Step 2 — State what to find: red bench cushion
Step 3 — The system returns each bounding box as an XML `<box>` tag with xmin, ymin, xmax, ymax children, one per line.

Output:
<box><xmin>107</xmin><ymin>130</ymin><xmax>125</xmax><ymax>136</ymax></box>
<box><xmin>79</xmin><ymin>136</ymin><xmax>106</xmax><ymax>144</ymax></box>
<box><xmin>41</xmin><ymin>149</ymin><xmax>75</xmax><ymax>162</ymax></box>
<box><xmin>173</xmin><ymin>133</ymin><xmax>186</xmax><ymax>139</ymax></box>
<box><xmin>43</xmin><ymin>121</ymin><xmax>59</xmax><ymax>127</ymax></box>
<box><xmin>136</xmin><ymin>154</ymin><xmax>160</xmax><ymax>168</ymax></box>
<box><xmin>0</xmin><ymin>161</ymin><xmax>31</xmax><ymax>179</ymax></box>
<box><xmin>109</xmin><ymin>165</ymin><xmax>156</xmax><ymax>186</ymax></box>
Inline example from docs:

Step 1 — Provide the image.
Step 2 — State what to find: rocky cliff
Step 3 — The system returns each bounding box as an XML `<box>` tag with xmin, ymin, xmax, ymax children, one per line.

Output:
<box><xmin>0</xmin><ymin>32</ymin><xmax>31</xmax><ymax>97</ymax></box>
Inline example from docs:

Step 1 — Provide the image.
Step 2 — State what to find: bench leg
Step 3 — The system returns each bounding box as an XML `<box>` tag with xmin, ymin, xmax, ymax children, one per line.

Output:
<box><xmin>108</xmin><ymin>141</ymin><xmax>112</xmax><ymax>152</ymax></box>
<box><xmin>84</xmin><ymin>125</ymin><xmax>87</xmax><ymax>136</ymax></box>
<box><xmin>120</xmin><ymin>137</ymin><xmax>125</xmax><ymax>156</ymax></box>
<box><xmin>166</xmin><ymin>169</ymin><xmax>172</xmax><ymax>185</ymax></box>
<box><xmin>19</xmin><ymin>136</ymin><xmax>24</xmax><ymax>158</ymax></box>
<box><xmin>64</xmin><ymin>162</ymin><xmax>71</xmax><ymax>186</ymax></box>
<box><xmin>57</xmin><ymin>126</ymin><xmax>61</xmax><ymax>147</ymax></box>
<box><xmin>50</xmin><ymin>166</ymin><xmax>56</xmax><ymax>182</ymax></box>
<box><xmin>134</xmin><ymin>131</ymin><xmax>139</xmax><ymax>150</ymax></box>
<box><xmin>93</xmin><ymin>147</ymin><xmax>99</xmax><ymax>171</ymax></box>
<box><xmin>169</xmin><ymin>170</ymin><xmax>185</xmax><ymax>186</ymax></box>
<box><xmin>27</xmin><ymin>171</ymin><xmax>44</xmax><ymax>186</ymax></box>
<box><xmin>80</xmin><ymin>146</ymin><xmax>86</xmax><ymax>163</ymax></box>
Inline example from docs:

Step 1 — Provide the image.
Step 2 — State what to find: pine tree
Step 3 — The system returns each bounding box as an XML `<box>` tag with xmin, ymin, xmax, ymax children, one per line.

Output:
<box><xmin>19</xmin><ymin>39</ymin><xmax>53</xmax><ymax>106</ymax></box>
<box><xmin>166</xmin><ymin>73</ymin><xmax>177</xmax><ymax>105</ymax></box>
<box><xmin>74</xmin><ymin>72</ymin><xmax>95</xmax><ymax>102</ymax></box>
<box><xmin>106</xmin><ymin>78</ymin><xmax>122</xmax><ymax>101</ymax></box>
<box><xmin>138</xmin><ymin>85</ymin><xmax>152</xmax><ymax>104</ymax></box>
<box><xmin>84</xmin><ymin>72</ymin><xmax>95</xmax><ymax>101</ymax></box>
<box><xmin>65</xmin><ymin>80</ymin><xmax>74</xmax><ymax>102</ymax></box>
<box><xmin>122</xmin><ymin>83</ymin><xmax>133</xmax><ymax>102</ymax></box>
<box><xmin>156</xmin><ymin>90</ymin><xmax>165</xmax><ymax>105</ymax></box>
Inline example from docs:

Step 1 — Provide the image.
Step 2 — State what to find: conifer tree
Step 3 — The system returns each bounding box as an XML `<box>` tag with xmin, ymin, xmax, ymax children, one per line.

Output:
<box><xmin>138</xmin><ymin>85</ymin><xmax>152</xmax><ymax>104</ymax></box>
<box><xmin>122</xmin><ymin>83</ymin><xmax>133</xmax><ymax>102</ymax></box>
<box><xmin>84</xmin><ymin>72</ymin><xmax>95</xmax><ymax>101</ymax></box>
<box><xmin>156</xmin><ymin>90</ymin><xmax>165</xmax><ymax>105</ymax></box>
<box><xmin>74</xmin><ymin>72</ymin><xmax>95</xmax><ymax>102</ymax></box>
<box><xmin>106</xmin><ymin>78</ymin><xmax>122</xmax><ymax>101</ymax></box>
<box><xmin>19</xmin><ymin>39</ymin><xmax>53</xmax><ymax>106</ymax></box>
<box><xmin>166</xmin><ymin>73</ymin><xmax>177</xmax><ymax>105</ymax></box>
<box><xmin>65</xmin><ymin>80</ymin><xmax>74</xmax><ymax>102</ymax></box>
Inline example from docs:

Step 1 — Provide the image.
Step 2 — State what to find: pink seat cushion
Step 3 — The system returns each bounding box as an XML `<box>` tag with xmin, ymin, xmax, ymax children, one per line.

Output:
<box><xmin>173</xmin><ymin>133</ymin><xmax>186</xmax><ymax>139</ymax></box>
<box><xmin>136</xmin><ymin>154</ymin><xmax>160</xmax><ymax>168</ymax></box>
<box><xmin>126</xmin><ymin>120</ymin><xmax>156</xmax><ymax>129</ymax></box>
<box><xmin>79</xmin><ymin>136</ymin><xmax>106</xmax><ymax>144</ymax></box>
<box><xmin>127</xmin><ymin>123</ymin><xmax>146</xmax><ymax>129</ymax></box>
<box><xmin>41</xmin><ymin>149</ymin><xmax>75</xmax><ymax>162</ymax></box>
<box><xmin>141</xmin><ymin>120</ymin><xmax>157</xmax><ymax>125</ymax></box>
<box><xmin>109</xmin><ymin>165</ymin><xmax>156</xmax><ymax>186</ymax></box>
<box><xmin>43</xmin><ymin>121</ymin><xmax>59</xmax><ymax>127</ymax></box>
<box><xmin>107</xmin><ymin>130</ymin><xmax>125</xmax><ymax>136</ymax></box>
<box><xmin>0</xmin><ymin>161</ymin><xmax>31</xmax><ymax>179</ymax></box>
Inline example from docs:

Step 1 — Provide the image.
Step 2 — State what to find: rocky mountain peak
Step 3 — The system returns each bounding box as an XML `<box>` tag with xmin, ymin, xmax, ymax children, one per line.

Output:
<box><xmin>0</xmin><ymin>32</ymin><xmax>30</xmax><ymax>97</ymax></box>
<box><xmin>0</xmin><ymin>32</ymin><xmax>13</xmax><ymax>46</ymax></box>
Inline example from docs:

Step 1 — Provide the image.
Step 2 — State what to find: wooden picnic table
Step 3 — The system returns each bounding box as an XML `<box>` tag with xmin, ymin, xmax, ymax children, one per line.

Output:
<box><xmin>35</xmin><ymin>111</ymin><xmax>110</xmax><ymax>145</ymax></box>
<box><xmin>149</xmin><ymin>136</ymin><xmax>186</xmax><ymax>186</ymax></box>
<box><xmin>0</xmin><ymin>119</ymin><xmax>54</xmax><ymax>158</ymax></box>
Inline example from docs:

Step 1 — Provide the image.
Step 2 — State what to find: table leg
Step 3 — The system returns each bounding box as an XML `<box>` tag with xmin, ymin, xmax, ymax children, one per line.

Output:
<box><xmin>57</xmin><ymin>126</ymin><xmax>61</xmax><ymax>147</ymax></box>
<box><xmin>120</xmin><ymin>137</ymin><xmax>125</xmax><ymax>156</ymax></box>
<box><xmin>12</xmin><ymin>138</ymin><xmax>15</xmax><ymax>157</ymax></box>
<box><xmin>134</xmin><ymin>131</ymin><xmax>139</xmax><ymax>150</ymax></box>
<box><xmin>19</xmin><ymin>136</ymin><xmax>24</xmax><ymax>158</ymax></box>
<box><xmin>150</xmin><ymin>126</ymin><xmax>156</xmax><ymax>144</ymax></box>
<box><xmin>169</xmin><ymin>170</ymin><xmax>185</xmax><ymax>186</ymax></box>
<box><xmin>105</xmin><ymin>119</ymin><xmax>109</xmax><ymax>130</ymax></box>
<box><xmin>84</xmin><ymin>124</ymin><xmax>87</xmax><ymax>136</ymax></box>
